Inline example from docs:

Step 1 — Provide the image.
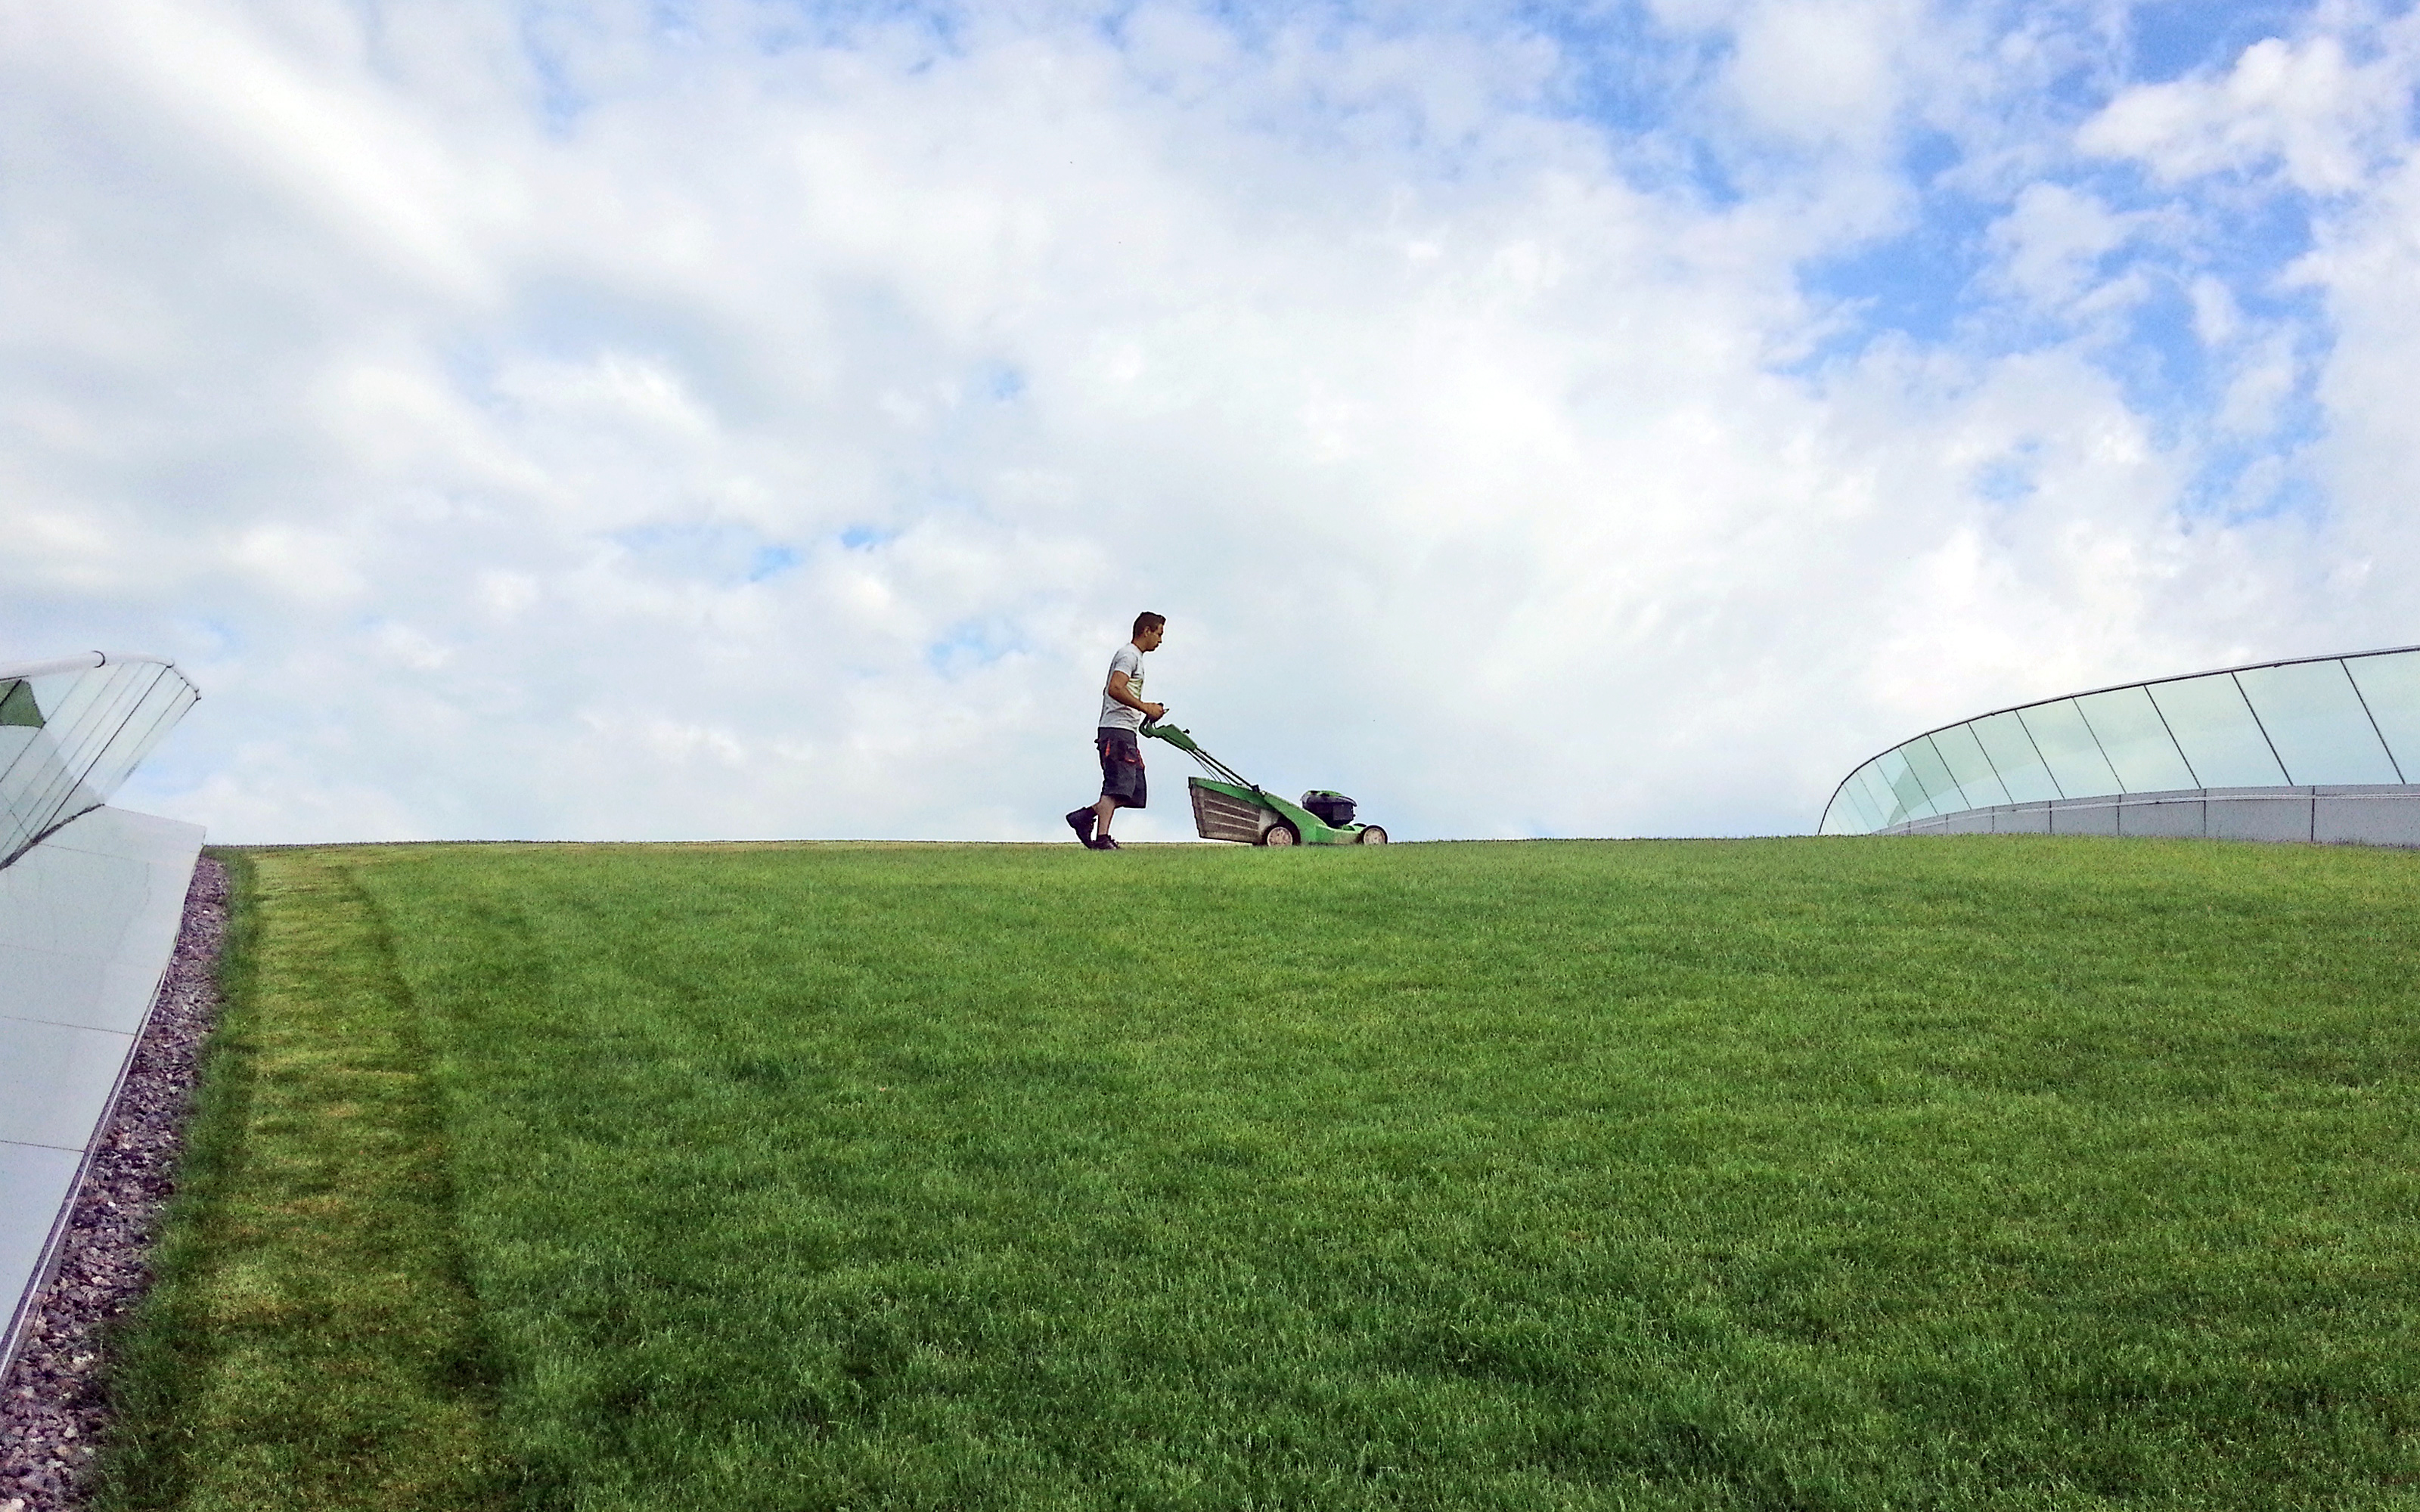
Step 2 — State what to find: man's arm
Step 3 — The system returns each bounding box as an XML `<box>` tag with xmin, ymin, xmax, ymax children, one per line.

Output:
<box><xmin>1106</xmin><ymin>671</ymin><xmax>1165</xmax><ymax>720</ymax></box>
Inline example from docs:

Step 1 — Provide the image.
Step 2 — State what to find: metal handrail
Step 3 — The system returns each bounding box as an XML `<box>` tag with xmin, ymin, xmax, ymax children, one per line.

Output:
<box><xmin>0</xmin><ymin>651</ymin><xmax>181</xmax><ymax>683</ymax></box>
<box><xmin>1820</xmin><ymin>641</ymin><xmax>2420</xmax><ymax>833</ymax></box>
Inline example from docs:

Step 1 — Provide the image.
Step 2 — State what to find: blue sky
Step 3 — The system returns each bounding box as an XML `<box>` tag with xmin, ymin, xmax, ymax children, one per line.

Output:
<box><xmin>5</xmin><ymin>0</ymin><xmax>2418</xmax><ymax>841</ymax></box>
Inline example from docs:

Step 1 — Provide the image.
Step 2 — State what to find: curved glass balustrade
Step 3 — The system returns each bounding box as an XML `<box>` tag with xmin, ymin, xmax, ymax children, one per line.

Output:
<box><xmin>0</xmin><ymin>653</ymin><xmax>200</xmax><ymax>869</ymax></box>
<box><xmin>1821</xmin><ymin>646</ymin><xmax>2420</xmax><ymax>835</ymax></box>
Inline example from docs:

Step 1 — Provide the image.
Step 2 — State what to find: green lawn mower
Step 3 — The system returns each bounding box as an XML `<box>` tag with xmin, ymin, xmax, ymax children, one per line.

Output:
<box><xmin>1141</xmin><ymin>716</ymin><xmax>1385</xmax><ymax>846</ymax></box>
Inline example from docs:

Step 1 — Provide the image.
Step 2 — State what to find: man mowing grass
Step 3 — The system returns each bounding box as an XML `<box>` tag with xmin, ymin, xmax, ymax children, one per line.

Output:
<box><xmin>1068</xmin><ymin>612</ymin><xmax>1166</xmax><ymax>850</ymax></box>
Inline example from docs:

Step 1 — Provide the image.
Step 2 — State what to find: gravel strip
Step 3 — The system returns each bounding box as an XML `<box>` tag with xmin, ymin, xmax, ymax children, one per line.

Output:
<box><xmin>2</xmin><ymin>857</ymin><xmax>228</xmax><ymax>1512</ymax></box>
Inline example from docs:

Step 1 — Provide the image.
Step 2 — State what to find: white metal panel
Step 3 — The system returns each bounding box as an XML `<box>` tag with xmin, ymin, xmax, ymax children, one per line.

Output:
<box><xmin>0</xmin><ymin>807</ymin><xmax>203</xmax><ymax>1375</ymax></box>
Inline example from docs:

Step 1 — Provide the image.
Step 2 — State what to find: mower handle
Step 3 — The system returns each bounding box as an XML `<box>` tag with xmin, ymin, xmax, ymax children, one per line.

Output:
<box><xmin>1140</xmin><ymin>718</ymin><xmax>1199</xmax><ymax>751</ymax></box>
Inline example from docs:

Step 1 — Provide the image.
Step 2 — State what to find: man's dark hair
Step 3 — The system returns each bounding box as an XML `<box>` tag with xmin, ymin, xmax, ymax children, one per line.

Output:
<box><xmin>1134</xmin><ymin>612</ymin><xmax>1166</xmax><ymax>637</ymax></box>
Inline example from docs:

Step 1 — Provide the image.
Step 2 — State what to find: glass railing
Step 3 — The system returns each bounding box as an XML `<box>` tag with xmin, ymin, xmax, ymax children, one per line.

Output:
<box><xmin>1820</xmin><ymin>646</ymin><xmax>2420</xmax><ymax>835</ymax></box>
<box><xmin>0</xmin><ymin>652</ymin><xmax>200</xmax><ymax>869</ymax></box>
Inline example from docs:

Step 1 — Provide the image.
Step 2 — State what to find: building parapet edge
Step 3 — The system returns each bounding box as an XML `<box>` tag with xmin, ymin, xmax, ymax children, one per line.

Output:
<box><xmin>1877</xmin><ymin>785</ymin><xmax>2420</xmax><ymax>846</ymax></box>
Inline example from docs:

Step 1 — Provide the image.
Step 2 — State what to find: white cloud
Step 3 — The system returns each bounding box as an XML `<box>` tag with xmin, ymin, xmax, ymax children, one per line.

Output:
<box><xmin>1986</xmin><ymin>181</ymin><xmax>2143</xmax><ymax>308</ymax></box>
<box><xmin>5</xmin><ymin>0</ymin><xmax>2419</xmax><ymax>845</ymax></box>
<box><xmin>2187</xmin><ymin>273</ymin><xmax>2244</xmax><ymax>346</ymax></box>
<box><xmin>2215</xmin><ymin>330</ymin><xmax>2300</xmax><ymax>436</ymax></box>
<box><xmin>1724</xmin><ymin>0</ymin><xmax>1907</xmax><ymax>154</ymax></box>
<box><xmin>2080</xmin><ymin>23</ymin><xmax>2419</xmax><ymax>193</ymax></box>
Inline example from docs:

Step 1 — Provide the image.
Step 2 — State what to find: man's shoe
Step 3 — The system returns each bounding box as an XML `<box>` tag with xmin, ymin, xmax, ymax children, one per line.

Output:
<box><xmin>1091</xmin><ymin>835</ymin><xmax>1122</xmax><ymax>850</ymax></box>
<box><xmin>1066</xmin><ymin>808</ymin><xmax>1097</xmax><ymax>846</ymax></box>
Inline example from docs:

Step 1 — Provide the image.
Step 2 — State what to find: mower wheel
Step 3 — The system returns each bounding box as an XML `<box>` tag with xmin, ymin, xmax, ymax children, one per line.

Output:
<box><xmin>1357</xmin><ymin>826</ymin><xmax>1388</xmax><ymax>844</ymax></box>
<box><xmin>1262</xmin><ymin>823</ymin><xmax>1298</xmax><ymax>847</ymax></box>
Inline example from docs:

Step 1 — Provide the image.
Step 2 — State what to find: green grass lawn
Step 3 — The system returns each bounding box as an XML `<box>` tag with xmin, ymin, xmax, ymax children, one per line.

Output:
<box><xmin>101</xmin><ymin>838</ymin><xmax>2420</xmax><ymax>1510</ymax></box>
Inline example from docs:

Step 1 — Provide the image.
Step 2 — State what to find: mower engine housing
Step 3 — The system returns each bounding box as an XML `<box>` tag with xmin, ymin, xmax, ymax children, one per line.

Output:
<box><xmin>1300</xmin><ymin>790</ymin><xmax>1357</xmax><ymax>827</ymax></box>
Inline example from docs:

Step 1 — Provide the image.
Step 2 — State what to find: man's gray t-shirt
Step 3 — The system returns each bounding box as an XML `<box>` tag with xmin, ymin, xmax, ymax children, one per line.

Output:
<box><xmin>1098</xmin><ymin>643</ymin><xmax>1145</xmax><ymax>733</ymax></box>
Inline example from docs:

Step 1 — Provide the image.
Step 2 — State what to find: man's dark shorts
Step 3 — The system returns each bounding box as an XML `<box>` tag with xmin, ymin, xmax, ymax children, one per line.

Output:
<box><xmin>1097</xmin><ymin>727</ymin><xmax>1147</xmax><ymax>809</ymax></box>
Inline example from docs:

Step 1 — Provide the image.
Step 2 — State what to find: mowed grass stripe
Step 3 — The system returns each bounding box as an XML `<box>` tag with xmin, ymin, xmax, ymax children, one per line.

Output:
<box><xmin>107</xmin><ymin>838</ymin><xmax>2420</xmax><ymax>1510</ymax></box>
<box><xmin>95</xmin><ymin>849</ymin><xmax>504</xmax><ymax>1512</ymax></box>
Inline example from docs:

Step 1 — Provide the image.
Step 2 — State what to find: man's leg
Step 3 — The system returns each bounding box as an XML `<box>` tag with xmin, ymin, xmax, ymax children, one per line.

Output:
<box><xmin>1072</xmin><ymin>732</ymin><xmax>1115</xmax><ymax>846</ymax></box>
<box><xmin>1092</xmin><ymin>730</ymin><xmax>1143</xmax><ymax>847</ymax></box>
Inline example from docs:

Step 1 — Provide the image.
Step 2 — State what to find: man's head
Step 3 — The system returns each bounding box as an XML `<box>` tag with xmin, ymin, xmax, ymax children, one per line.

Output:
<box><xmin>1133</xmin><ymin>612</ymin><xmax>1166</xmax><ymax>652</ymax></box>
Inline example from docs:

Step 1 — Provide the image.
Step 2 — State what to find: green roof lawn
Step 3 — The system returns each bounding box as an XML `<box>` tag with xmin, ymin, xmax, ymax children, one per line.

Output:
<box><xmin>98</xmin><ymin>837</ymin><xmax>2420</xmax><ymax>1510</ymax></box>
